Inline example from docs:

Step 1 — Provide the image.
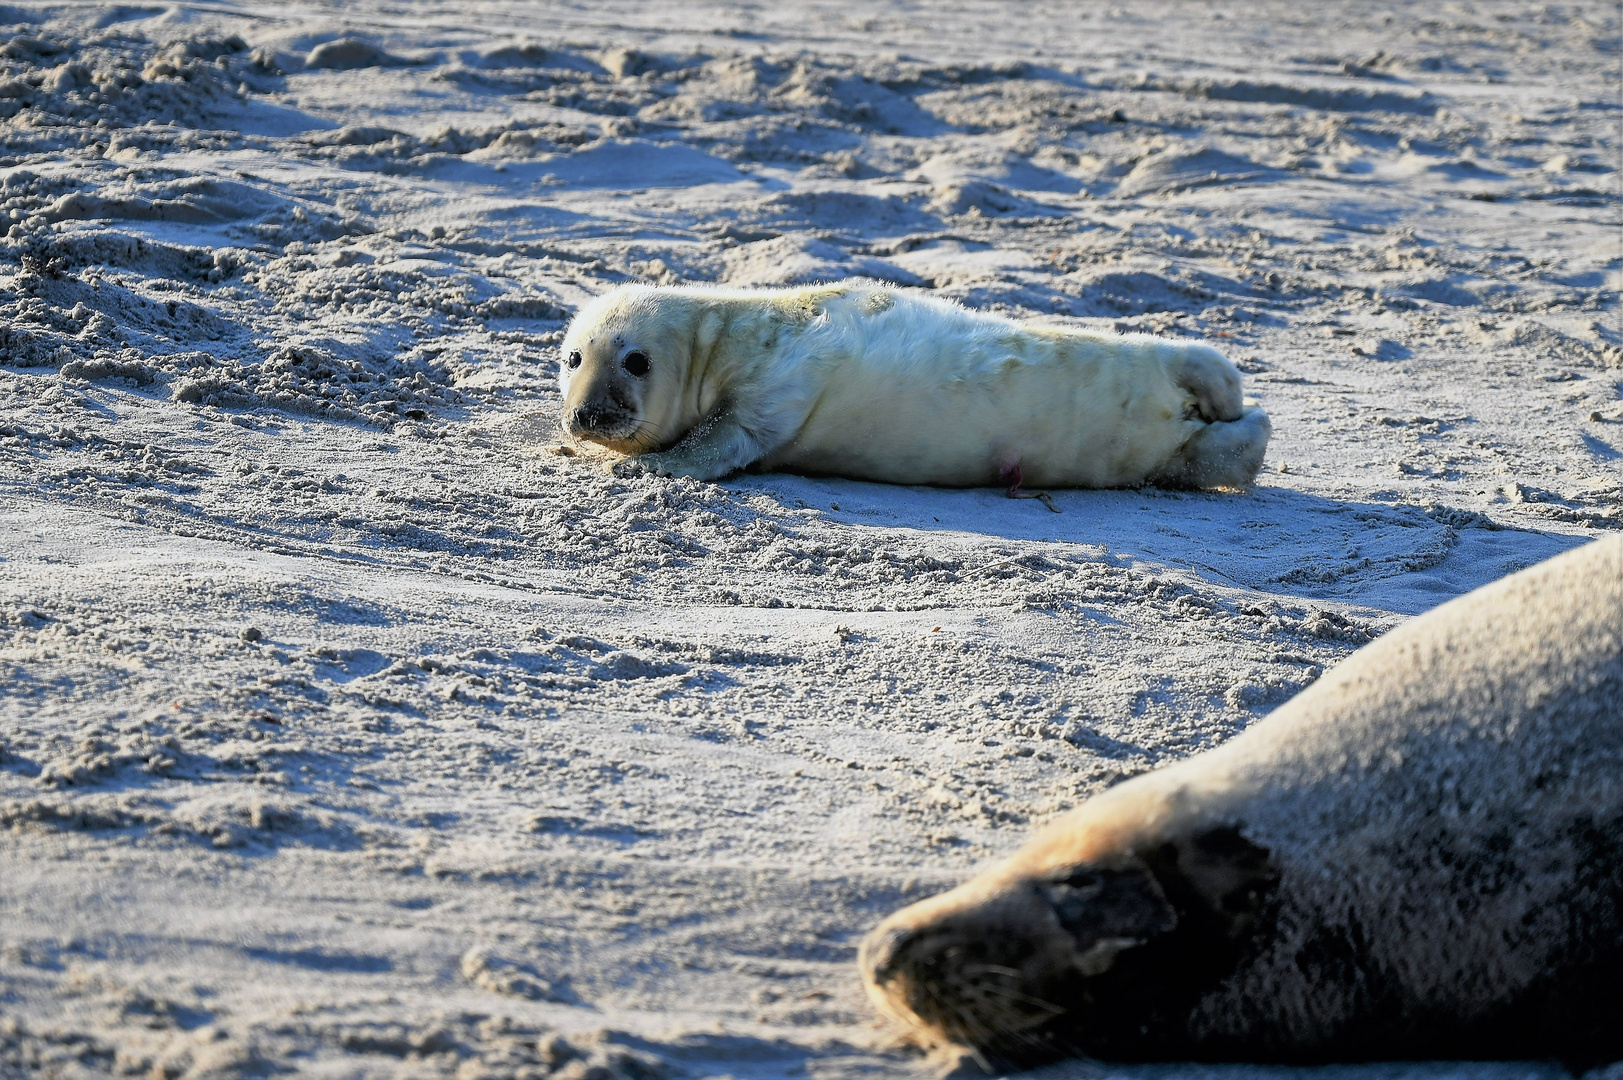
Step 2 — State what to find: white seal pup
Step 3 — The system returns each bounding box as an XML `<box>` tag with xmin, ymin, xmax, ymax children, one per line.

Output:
<box><xmin>860</xmin><ymin>535</ymin><xmax>1623</xmax><ymax>1068</ymax></box>
<box><xmin>557</xmin><ymin>281</ymin><xmax>1269</xmax><ymax>490</ymax></box>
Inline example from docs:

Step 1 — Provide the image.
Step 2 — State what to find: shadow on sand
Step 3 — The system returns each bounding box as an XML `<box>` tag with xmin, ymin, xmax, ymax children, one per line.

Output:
<box><xmin>732</xmin><ymin>473</ymin><xmax>1586</xmax><ymax>617</ymax></box>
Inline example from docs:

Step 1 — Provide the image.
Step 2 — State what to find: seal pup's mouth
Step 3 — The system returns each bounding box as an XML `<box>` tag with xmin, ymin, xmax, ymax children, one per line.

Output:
<box><xmin>564</xmin><ymin>399</ymin><xmax>657</xmax><ymax>450</ymax></box>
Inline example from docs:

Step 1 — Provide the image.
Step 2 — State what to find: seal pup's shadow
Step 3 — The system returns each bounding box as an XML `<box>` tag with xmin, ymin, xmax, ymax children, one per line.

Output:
<box><xmin>727</xmin><ymin>473</ymin><xmax>1584</xmax><ymax>616</ymax></box>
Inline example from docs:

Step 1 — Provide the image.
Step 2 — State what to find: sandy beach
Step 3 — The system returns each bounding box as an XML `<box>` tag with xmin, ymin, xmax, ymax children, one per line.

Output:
<box><xmin>0</xmin><ymin>2</ymin><xmax>1618</xmax><ymax>1076</ymax></box>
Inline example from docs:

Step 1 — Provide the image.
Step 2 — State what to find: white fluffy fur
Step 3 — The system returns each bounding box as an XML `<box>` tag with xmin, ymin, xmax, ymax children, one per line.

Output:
<box><xmin>558</xmin><ymin>281</ymin><xmax>1270</xmax><ymax>489</ymax></box>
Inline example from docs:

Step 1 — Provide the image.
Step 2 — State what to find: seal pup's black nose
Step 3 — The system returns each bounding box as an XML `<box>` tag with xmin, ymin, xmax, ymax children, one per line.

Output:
<box><xmin>571</xmin><ymin>403</ymin><xmax>624</xmax><ymax>433</ymax></box>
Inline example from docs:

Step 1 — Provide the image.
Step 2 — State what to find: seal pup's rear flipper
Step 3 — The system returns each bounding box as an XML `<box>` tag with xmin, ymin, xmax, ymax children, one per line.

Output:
<box><xmin>1152</xmin><ymin>404</ymin><xmax>1271</xmax><ymax>490</ymax></box>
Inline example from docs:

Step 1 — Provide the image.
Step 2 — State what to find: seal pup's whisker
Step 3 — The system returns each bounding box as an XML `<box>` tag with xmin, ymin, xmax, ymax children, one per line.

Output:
<box><xmin>627</xmin><ymin>419</ymin><xmax>666</xmax><ymax>453</ymax></box>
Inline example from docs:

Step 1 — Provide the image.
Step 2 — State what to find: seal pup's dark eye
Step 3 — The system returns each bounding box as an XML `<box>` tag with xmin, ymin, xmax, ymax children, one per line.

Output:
<box><xmin>622</xmin><ymin>351</ymin><xmax>650</xmax><ymax>378</ymax></box>
<box><xmin>566</xmin><ymin>350</ymin><xmax>582</xmax><ymax>370</ymax></box>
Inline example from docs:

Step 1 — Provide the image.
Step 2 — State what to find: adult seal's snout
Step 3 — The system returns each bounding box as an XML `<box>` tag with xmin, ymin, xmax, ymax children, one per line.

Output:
<box><xmin>858</xmin><ymin>925</ymin><xmax>917</xmax><ymax>986</ymax></box>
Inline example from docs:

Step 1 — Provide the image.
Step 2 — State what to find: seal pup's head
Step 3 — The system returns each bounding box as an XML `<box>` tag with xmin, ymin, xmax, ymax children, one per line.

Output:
<box><xmin>558</xmin><ymin>285</ymin><xmax>715</xmax><ymax>454</ymax></box>
<box><xmin>860</xmin><ymin>821</ymin><xmax>1275</xmax><ymax>1068</ymax></box>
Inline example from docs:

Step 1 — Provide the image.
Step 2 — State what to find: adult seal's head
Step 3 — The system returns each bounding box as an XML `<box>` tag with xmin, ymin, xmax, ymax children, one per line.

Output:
<box><xmin>861</xmin><ymin>536</ymin><xmax>1623</xmax><ymax>1069</ymax></box>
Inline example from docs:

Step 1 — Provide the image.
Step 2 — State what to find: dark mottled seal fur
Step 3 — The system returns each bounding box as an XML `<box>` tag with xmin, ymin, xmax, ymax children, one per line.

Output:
<box><xmin>861</xmin><ymin>536</ymin><xmax>1623</xmax><ymax>1068</ymax></box>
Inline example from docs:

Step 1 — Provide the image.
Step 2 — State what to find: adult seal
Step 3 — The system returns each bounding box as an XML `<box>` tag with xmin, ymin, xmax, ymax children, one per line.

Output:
<box><xmin>860</xmin><ymin>536</ymin><xmax>1623</xmax><ymax>1068</ymax></box>
<box><xmin>557</xmin><ymin>282</ymin><xmax>1270</xmax><ymax>490</ymax></box>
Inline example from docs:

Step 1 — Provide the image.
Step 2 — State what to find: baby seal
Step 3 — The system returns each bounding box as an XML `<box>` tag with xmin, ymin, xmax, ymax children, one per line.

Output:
<box><xmin>861</xmin><ymin>536</ymin><xmax>1623</xmax><ymax>1067</ymax></box>
<box><xmin>558</xmin><ymin>282</ymin><xmax>1269</xmax><ymax>489</ymax></box>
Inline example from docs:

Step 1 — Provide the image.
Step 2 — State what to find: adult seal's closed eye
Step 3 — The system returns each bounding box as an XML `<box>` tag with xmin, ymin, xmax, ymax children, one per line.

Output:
<box><xmin>860</xmin><ymin>536</ymin><xmax>1623</xmax><ymax>1069</ymax></box>
<box><xmin>557</xmin><ymin>281</ymin><xmax>1270</xmax><ymax>490</ymax></box>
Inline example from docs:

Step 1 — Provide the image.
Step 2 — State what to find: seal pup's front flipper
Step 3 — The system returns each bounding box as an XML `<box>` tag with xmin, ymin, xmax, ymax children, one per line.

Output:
<box><xmin>612</xmin><ymin>400</ymin><xmax>775</xmax><ymax>481</ymax></box>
